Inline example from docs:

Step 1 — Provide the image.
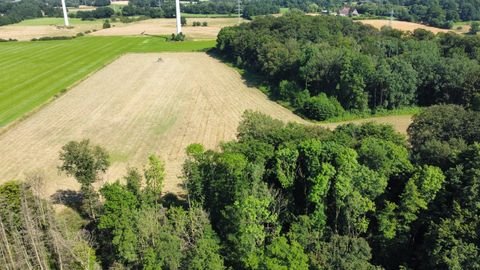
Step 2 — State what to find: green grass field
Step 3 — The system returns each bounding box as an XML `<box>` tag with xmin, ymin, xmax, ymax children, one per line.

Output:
<box><xmin>0</xmin><ymin>36</ymin><xmax>215</xmax><ymax>127</ymax></box>
<box><xmin>181</xmin><ymin>13</ymin><xmax>237</xmax><ymax>18</ymax></box>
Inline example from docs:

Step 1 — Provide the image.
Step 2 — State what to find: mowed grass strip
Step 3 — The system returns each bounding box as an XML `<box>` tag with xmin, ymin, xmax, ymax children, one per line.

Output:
<box><xmin>0</xmin><ymin>36</ymin><xmax>215</xmax><ymax>127</ymax></box>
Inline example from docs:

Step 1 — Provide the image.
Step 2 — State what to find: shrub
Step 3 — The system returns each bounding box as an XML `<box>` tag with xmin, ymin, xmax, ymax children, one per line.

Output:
<box><xmin>469</xmin><ymin>21</ymin><xmax>479</xmax><ymax>35</ymax></box>
<box><xmin>202</xmin><ymin>21</ymin><xmax>208</xmax><ymax>26</ymax></box>
<box><xmin>302</xmin><ymin>93</ymin><xmax>345</xmax><ymax>121</ymax></box>
<box><xmin>31</xmin><ymin>36</ymin><xmax>74</xmax><ymax>41</ymax></box>
<box><xmin>0</xmin><ymin>38</ymin><xmax>17</xmax><ymax>42</ymax></box>
<box><xmin>103</xmin><ymin>19</ymin><xmax>111</xmax><ymax>29</ymax></box>
<box><xmin>170</xmin><ymin>32</ymin><xmax>185</xmax><ymax>41</ymax></box>
<box><xmin>278</xmin><ymin>80</ymin><xmax>301</xmax><ymax>100</ymax></box>
<box><xmin>181</xmin><ymin>17</ymin><xmax>187</xmax><ymax>26</ymax></box>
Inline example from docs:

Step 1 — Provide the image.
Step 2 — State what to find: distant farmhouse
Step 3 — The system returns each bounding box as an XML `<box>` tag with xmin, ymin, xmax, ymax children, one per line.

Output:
<box><xmin>338</xmin><ymin>7</ymin><xmax>360</xmax><ymax>17</ymax></box>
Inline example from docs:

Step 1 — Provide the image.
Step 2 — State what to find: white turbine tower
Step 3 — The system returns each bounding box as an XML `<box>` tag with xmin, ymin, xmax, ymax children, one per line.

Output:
<box><xmin>61</xmin><ymin>0</ymin><xmax>69</xmax><ymax>27</ymax></box>
<box><xmin>175</xmin><ymin>0</ymin><xmax>182</xmax><ymax>34</ymax></box>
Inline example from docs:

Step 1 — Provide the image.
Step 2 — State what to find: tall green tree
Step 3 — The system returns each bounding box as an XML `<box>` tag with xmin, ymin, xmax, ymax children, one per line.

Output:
<box><xmin>58</xmin><ymin>139</ymin><xmax>109</xmax><ymax>219</ymax></box>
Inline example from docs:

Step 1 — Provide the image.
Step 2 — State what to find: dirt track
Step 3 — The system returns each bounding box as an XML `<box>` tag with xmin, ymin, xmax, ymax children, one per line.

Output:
<box><xmin>0</xmin><ymin>53</ymin><xmax>305</xmax><ymax>196</ymax></box>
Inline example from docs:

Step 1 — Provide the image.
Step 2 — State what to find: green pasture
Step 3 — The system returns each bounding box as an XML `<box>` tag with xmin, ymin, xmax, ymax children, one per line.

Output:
<box><xmin>181</xmin><ymin>13</ymin><xmax>237</xmax><ymax>18</ymax></box>
<box><xmin>453</xmin><ymin>20</ymin><xmax>480</xmax><ymax>27</ymax></box>
<box><xmin>0</xmin><ymin>36</ymin><xmax>215</xmax><ymax>127</ymax></box>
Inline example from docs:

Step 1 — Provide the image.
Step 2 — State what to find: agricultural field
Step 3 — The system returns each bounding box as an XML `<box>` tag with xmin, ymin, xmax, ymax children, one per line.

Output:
<box><xmin>0</xmin><ymin>53</ymin><xmax>305</xmax><ymax>196</ymax></box>
<box><xmin>90</xmin><ymin>17</ymin><xmax>247</xmax><ymax>39</ymax></box>
<box><xmin>0</xmin><ymin>36</ymin><xmax>214</xmax><ymax>128</ymax></box>
<box><xmin>0</xmin><ymin>18</ymin><xmax>105</xmax><ymax>41</ymax></box>
<box><xmin>358</xmin><ymin>19</ymin><xmax>456</xmax><ymax>33</ymax></box>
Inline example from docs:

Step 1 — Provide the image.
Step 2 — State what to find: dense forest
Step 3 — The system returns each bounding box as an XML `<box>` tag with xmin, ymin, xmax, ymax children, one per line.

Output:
<box><xmin>1</xmin><ymin>105</ymin><xmax>479</xmax><ymax>269</ymax></box>
<box><xmin>217</xmin><ymin>12</ymin><xmax>480</xmax><ymax>120</ymax></box>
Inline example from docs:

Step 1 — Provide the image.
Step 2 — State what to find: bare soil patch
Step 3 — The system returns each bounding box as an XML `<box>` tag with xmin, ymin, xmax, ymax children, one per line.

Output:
<box><xmin>90</xmin><ymin>18</ymin><xmax>246</xmax><ymax>39</ymax></box>
<box><xmin>359</xmin><ymin>19</ymin><xmax>455</xmax><ymax>34</ymax></box>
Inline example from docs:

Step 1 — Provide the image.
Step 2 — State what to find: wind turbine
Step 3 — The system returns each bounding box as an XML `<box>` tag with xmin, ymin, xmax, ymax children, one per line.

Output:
<box><xmin>175</xmin><ymin>0</ymin><xmax>182</xmax><ymax>34</ymax></box>
<box><xmin>61</xmin><ymin>0</ymin><xmax>69</xmax><ymax>27</ymax></box>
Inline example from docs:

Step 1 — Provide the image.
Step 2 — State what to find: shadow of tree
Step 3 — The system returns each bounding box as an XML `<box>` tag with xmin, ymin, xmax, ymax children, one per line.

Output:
<box><xmin>162</xmin><ymin>192</ymin><xmax>188</xmax><ymax>209</ymax></box>
<box><xmin>51</xmin><ymin>189</ymin><xmax>83</xmax><ymax>212</ymax></box>
<box><xmin>206</xmin><ymin>49</ymin><xmax>270</xmax><ymax>89</ymax></box>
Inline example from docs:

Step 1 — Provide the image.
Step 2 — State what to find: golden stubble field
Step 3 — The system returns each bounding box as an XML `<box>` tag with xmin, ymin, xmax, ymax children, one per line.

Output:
<box><xmin>0</xmin><ymin>52</ymin><xmax>412</xmax><ymax>198</ymax></box>
<box><xmin>358</xmin><ymin>19</ymin><xmax>458</xmax><ymax>34</ymax></box>
<box><xmin>0</xmin><ymin>24</ymin><xmax>101</xmax><ymax>41</ymax></box>
<box><xmin>90</xmin><ymin>17</ymin><xmax>247</xmax><ymax>39</ymax></box>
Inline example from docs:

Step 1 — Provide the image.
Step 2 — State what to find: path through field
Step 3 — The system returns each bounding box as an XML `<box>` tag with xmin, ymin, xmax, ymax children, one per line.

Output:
<box><xmin>0</xmin><ymin>53</ymin><xmax>305</xmax><ymax>196</ymax></box>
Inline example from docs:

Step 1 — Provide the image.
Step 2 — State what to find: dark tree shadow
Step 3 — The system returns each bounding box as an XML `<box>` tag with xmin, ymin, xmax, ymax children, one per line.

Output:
<box><xmin>206</xmin><ymin>49</ymin><xmax>269</xmax><ymax>89</ymax></box>
<box><xmin>162</xmin><ymin>192</ymin><xmax>188</xmax><ymax>209</ymax></box>
<box><xmin>51</xmin><ymin>189</ymin><xmax>83</xmax><ymax>212</ymax></box>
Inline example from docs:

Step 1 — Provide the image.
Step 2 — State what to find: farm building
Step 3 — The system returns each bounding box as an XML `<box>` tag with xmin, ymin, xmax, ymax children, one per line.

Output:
<box><xmin>338</xmin><ymin>7</ymin><xmax>360</xmax><ymax>17</ymax></box>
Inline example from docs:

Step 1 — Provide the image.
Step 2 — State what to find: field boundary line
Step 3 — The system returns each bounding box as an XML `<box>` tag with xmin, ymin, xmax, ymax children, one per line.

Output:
<box><xmin>0</xmin><ymin>53</ymin><xmax>127</xmax><ymax>136</ymax></box>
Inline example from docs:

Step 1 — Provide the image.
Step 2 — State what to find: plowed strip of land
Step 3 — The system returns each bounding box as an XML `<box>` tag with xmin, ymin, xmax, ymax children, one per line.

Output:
<box><xmin>0</xmin><ymin>53</ymin><xmax>305</xmax><ymax>196</ymax></box>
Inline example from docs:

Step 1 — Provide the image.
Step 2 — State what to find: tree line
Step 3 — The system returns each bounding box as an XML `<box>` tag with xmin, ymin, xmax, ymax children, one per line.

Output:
<box><xmin>1</xmin><ymin>104</ymin><xmax>479</xmax><ymax>269</ymax></box>
<box><xmin>216</xmin><ymin>12</ymin><xmax>480</xmax><ymax>121</ymax></box>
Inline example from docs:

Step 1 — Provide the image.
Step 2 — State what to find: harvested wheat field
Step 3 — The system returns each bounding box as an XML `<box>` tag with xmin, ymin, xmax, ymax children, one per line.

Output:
<box><xmin>359</xmin><ymin>19</ymin><xmax>453</xmax><ymax>34</ymax></box>
<box><xmin>0</xmin><ymin>53</ymin><xmax>305</xmax><ymax>197</ymax></box>
<box><xmin>0</xmin><ymin>25</ymin><xmax>98</xmax><ymax>41</ymax></box>
<box><xmin>90</xmin><ymin>17</ymin><xmax>247</xmax><ymax>39</ymax></box>
<box><xmin>0</xmin><ymin>19</ymin><xmax>105</xmax><ymax>41</ymax></box>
